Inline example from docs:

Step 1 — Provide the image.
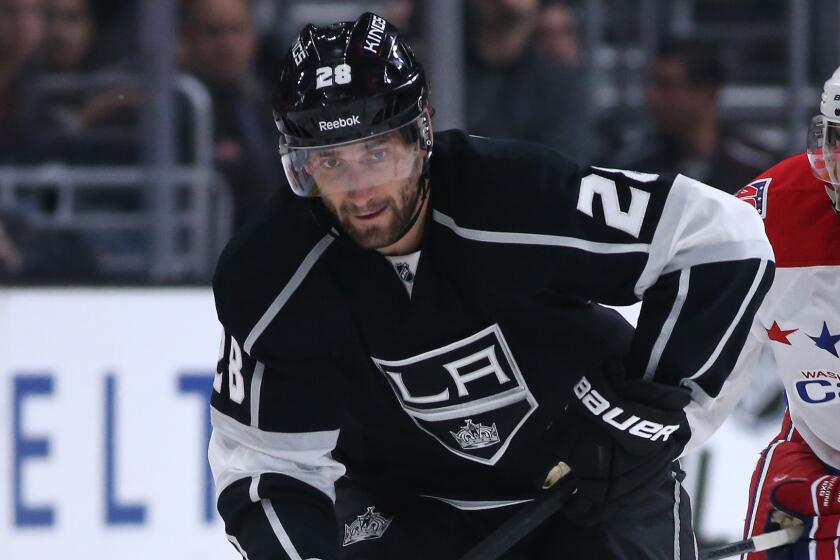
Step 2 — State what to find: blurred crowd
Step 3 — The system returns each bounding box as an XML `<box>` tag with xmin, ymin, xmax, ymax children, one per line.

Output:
<box><xmin>0</xmin><ymin>0</ymin><xmax>788</xmax><ymax>284</ymax></box>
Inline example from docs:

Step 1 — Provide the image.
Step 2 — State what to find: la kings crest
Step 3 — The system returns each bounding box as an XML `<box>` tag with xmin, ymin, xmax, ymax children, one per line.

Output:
<box><xmin>371</xmin><ymin>324</ymin><xmax>538</xmax><ymax>465</ymax></box>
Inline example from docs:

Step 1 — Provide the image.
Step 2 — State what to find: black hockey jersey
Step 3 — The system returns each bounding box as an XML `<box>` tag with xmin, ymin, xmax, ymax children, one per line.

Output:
<box><xmin>210</xmin><ymin>131</ymin><xmax>774</xmax><ymax>559</ymax></box>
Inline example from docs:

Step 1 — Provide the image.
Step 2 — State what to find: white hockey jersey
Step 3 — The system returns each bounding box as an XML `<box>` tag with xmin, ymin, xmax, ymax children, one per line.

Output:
<box><xmin>737</xmin><ymin>153</ymin><xmax>840</xmax><ymax>470</ymax></box>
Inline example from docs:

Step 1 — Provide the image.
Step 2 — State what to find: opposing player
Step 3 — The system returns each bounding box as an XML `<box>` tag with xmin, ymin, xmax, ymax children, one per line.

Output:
<box><xmin>739</xmin><ymin>69</ymin><xmax>840</xmax><ymax>560</ymax></box>
<box><xmin>209</xmin><ymin>13</ymin><xmax>774</xmax><ymax>560</ymax></box>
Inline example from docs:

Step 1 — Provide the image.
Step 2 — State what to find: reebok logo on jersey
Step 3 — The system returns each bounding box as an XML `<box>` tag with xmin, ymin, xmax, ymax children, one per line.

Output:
<box><xmin>319</xmin><ymin>115</ymin><xmax>361</xmax><ymax>131</ymax></box>
<box><xmin>573</xmin><ymin>376</ymin><xmax>680</xmax><ymax>441</ymax></box>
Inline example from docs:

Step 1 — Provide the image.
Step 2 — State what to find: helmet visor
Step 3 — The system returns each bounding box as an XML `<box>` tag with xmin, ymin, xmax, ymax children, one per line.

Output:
<box><xmin>281</xmin><ymin>118</ymin><xmax>429</xmax><ymax>197</ymax></box>
<box><xmin>807</xmin><ymin>114</ymin><xmax>840</xmax><ymax>185</ymax></box>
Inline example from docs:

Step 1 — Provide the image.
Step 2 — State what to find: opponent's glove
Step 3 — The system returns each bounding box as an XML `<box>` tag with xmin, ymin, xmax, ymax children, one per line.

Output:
<box><xmin>544</xmin><ymin>359</ymin><xmax>691</xmax><ymax>524</ymax></box>
<box><xmin>767</xmin><ymin>474</ymin><xmax>840</xmax><ymax>560</ymax></box>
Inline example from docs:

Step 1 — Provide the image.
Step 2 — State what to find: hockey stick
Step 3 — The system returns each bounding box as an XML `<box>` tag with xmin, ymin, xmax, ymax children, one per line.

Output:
<box><xmin>699</xmin><ymin>526</ymin><xmax>804</xmax><ymax>560</ymax></box>
<box><xmin>457</xmin><ymin>471</ymin><xmax>575</xmax><ymax>560</ymax></box>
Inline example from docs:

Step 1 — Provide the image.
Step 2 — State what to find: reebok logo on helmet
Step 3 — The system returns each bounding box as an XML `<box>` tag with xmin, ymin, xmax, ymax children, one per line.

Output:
<box><xmin>319</xmin><ymin>115</ymin><xmax>361</xmax><ymax>131</ymax></box>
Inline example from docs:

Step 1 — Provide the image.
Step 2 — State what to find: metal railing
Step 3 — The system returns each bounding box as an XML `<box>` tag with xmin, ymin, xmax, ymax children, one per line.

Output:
<box><xmin>0</xmin><ymin>73</ymin><xmax>231</xmax><ymax>282</ymax></box>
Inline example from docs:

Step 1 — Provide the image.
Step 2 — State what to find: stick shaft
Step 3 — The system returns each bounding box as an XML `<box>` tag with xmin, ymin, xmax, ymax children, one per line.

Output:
<box><xmin>699</xmin><ymin>526</ymin><xmax>804</xmax><ymax>560</ymax></box>
<box><xmin>457</xmin><ymin>478</ymin><xmax>575</xmax><ymax>560</ymax></box>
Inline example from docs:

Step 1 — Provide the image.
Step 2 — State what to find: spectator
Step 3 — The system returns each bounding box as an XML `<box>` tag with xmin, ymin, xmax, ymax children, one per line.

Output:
<box><xmin>179</xmin><ymin>0</ymin><xmax>283</xmax><ymax>230</ymax></box>
<box><xmin>21</xmin><ymin>0</ymin><xmax>137</xmax><ymax>214</ymax></box>
<box><xmin>536</xmin><ymin>0</ymin><xmax>580</xmax><ymax>66</ymax></box>
<box><xmin>42</xmin><ymin>0</ymin><xmax>94</xmax><ymax>73</ymax></box>
<box><xmin>28</xmin><ymin>0</ymin><xmax>102</xmax><ymax>139</ymax></box>
<box><xmin>0</xmin><ymin>0</ymin><xmax>46</xmax><ymax>162</ymax></box>
<box><xmin>609</xmin><ymin>37</ymin><xmax>780</xmax><ymax>194</ymax></box>
<box><xmin>464</xmin><ymin>0</ymin><xmax>596</xmax><ymax>164</ymax></box>
<box><xmin>35</xmin><ymin>0</ymin><xmax>137</xmax><ymax>142</ymax></box>
<box><xmin>0</xmin><ymin>0</ymin><xmax>44</xmax><ymax>72</ymax></box>
<box><xmin>0</xmin><ymin>210</ymin><xmax>100</xmax><ymax>283</ymax></box>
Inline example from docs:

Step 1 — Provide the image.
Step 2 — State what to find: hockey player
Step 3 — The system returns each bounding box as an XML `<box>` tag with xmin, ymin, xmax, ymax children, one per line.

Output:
<box><xmin>209</xmin><ymin>13</ymin><xmax>774</xmax><ymax>560</ymax></box>
<box><xmin>739</xmin><ymin>68</ymin><xmax>840</xmax><ymax>560</ymax></box>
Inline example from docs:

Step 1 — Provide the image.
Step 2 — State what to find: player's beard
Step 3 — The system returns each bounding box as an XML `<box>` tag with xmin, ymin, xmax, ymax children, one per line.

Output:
<box><xmin>322</xmin><ymin>174</ymin><xmax>424</xmax><ymax>250</ymax></box>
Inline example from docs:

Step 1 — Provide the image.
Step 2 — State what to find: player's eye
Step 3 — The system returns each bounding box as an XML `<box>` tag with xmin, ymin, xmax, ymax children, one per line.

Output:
<box><xmin>366</xmin><ymin>149</ymin><xmax>388</xmax><ymax>162</ymax></box>
<box><xmin>319</xmin><ymin>158</ymin><xmax>342</xmax><ymax>170</ymax></box>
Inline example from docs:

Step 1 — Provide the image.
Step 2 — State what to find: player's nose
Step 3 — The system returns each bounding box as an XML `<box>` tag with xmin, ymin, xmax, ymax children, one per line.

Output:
<box><xmin>344</xmin><ymin>168</ymin><xmax>378</xmax><ymax>201</ymax></box>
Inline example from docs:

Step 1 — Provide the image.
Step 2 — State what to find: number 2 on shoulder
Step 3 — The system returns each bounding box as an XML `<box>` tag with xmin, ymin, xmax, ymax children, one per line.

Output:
<box><xmin>577</xmin><ymin>172</ymin><xmax>652</xmax><ymax>238</ymax></box>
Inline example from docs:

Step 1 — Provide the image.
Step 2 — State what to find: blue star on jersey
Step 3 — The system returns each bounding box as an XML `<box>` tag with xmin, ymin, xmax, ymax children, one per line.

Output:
<box><xmin>807</xmin><ymin>322</ymin><xmax>840</xmax><ymax>357</ymax></box>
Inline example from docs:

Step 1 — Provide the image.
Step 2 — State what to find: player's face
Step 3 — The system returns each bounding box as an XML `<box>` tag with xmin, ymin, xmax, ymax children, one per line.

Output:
<box><xmin>313</xmin><ymin>132</ymin><xmax>425</xmax><ymax>250</ymax></box>
<box><xmin>808</xmin><ymin>115</ymin><xmax>840</xmax><ymax>187</ymax></box>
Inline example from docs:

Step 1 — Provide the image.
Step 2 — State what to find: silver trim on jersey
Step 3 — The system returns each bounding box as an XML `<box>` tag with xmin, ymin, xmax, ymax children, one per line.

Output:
<box><xmin>686</xmin><ymin>259</ymin><xmax>770</xmax><ymax>383</ymax></box>
<box><xmin>244</xmin><ymin>234</ymin><xmax>335</xmax><ymax>355</ymax></box>
<box><xmin>673</xmin><ymin>478</ymin><xmax>682</xmax><ymax>560</ymax></box>
<box><xmin>209</xmin><ymin>427</ymin><xmax>344</xmax><ymax>503</ymax></box>
<box><xmin>635</xmin><ymin>173</ymin><xmax>774</xmax><ymax>299</ymax></box>
<box><xmin>681</xmin><ymin>379</ymin><xmax>714</xmax><ymax>409</ymax></box>
<box><xmin>262</xmin><ymin>499</ymin><xmax>304</xmax><ymax>560</ymax></box>
<box><xmin>591</xmin><ymin>166</ymin><xmax>660</xmax><ymax>182</ymax></box>
<box><xmin>661</xmin><ymin>240</ymin><xmax>775</xmax><ymax>277</ymax></box>
<box><xmin>420</xmin><ymin>495</ymin><xmax>534</xmax><ymax>510</ymax></box>
<box><xmin>226</xmin><ymin>534</ymin><xmax>250</xmax><ymax>560</ymax></box>
<box><xmin>211</xmin><ymin>408</ymin><xmax>340</xmax><ymax>452</ymax></box>
<box><xmin>644</xmin><ymin>269</ymin><xmax>691</xmax><ymax>381</ymax></box>
<box><xmin>250</xmin><ymin>361</ymin><xmax>265</xmax><ymax>428</ymax></box>
<box><xmin>399</xmin><ymin>389</ymin><xmax>530</xmax><ymax>422</ymax></box>
<box><xmin>432</xmin><ymin>210</ymin><xmax>650</xmax><ymax>254</ymax></box>
<box><xmin>249</xmin><ymin>474</ymin><xmax>261</xmax><ymax>503</ymax></box>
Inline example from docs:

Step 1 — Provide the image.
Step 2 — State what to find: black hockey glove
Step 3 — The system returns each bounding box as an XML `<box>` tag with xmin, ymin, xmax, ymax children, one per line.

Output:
<box><xmin>543</xmin><ymin>359</ymin><xmax>692</xmax><ymax>525</ymax></box>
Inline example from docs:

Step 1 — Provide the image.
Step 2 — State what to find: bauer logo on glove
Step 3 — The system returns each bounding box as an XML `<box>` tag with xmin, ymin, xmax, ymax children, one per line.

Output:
<box><xmin>573</xmin><ymin>375</ymin><xmax>682</xmax><ymax>442</ymax></box>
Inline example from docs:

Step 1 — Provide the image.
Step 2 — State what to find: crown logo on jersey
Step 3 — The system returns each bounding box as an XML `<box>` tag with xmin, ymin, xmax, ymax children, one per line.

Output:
<box><xmin>450</xmin><ymin>418</ymin><xmax>500</xmax><ymax>450</ymax></box>
<box><xmin>342</xmin><ymin>506</ymin><xmax>393</xmax><ymax>546</ymax></box>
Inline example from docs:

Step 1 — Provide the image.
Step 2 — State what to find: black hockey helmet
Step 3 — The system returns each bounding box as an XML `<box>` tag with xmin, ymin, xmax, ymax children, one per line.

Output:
<box><xmin>272</xmin><ymin>12</ymin><xmax>432</xmax><ymax>196</ymax></box>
